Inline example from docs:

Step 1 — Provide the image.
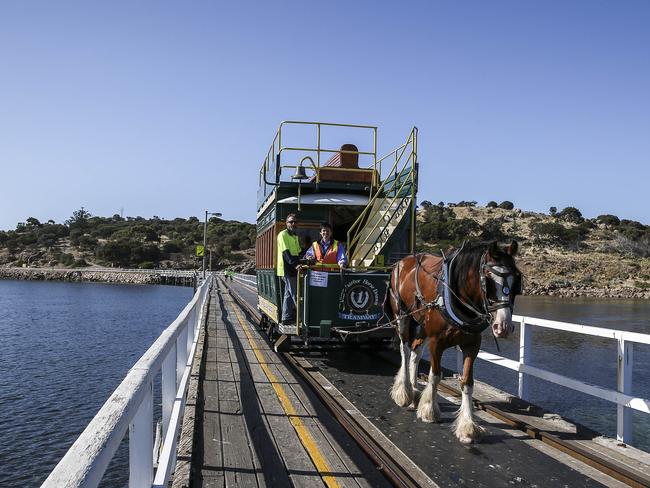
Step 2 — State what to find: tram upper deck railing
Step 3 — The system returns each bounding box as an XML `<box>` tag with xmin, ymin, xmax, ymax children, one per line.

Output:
<box><xmin>42</xmin><ymin>275</ymin><xmax>214</xmax><ymax>487</ymax></box>
<box><xmin>257</xmin><ymin>121</ymin><xmax>379</xmax><ymax>208</ymax></box>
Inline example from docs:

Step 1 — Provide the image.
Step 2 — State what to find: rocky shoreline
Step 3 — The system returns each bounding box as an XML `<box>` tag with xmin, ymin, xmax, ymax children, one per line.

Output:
<box><xmin>0</xmin><ymin>267</ymin><xmax>196</xmax><ymax>286</ymax></box>
<box><xmin>524</xmin><ymin>283</ymin><xmax>650</xmax><ymax>300</ymax></box>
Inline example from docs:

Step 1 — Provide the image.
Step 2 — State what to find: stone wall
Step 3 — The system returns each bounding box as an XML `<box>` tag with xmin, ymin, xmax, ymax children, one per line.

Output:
<box><xmin>0</xmin><ymin>268</ymin><xmax>195</xmax><ymax>286</ymax></box>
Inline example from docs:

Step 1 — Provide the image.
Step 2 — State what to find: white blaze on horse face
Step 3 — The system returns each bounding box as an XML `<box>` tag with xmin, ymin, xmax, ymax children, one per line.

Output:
<box><xmin>489</xmin><ymin>266</ymin><xmax>515</xmax><ymax>338</ymax></box>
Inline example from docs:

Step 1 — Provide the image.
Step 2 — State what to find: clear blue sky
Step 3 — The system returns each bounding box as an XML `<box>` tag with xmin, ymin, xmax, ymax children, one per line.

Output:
<box><xmin>1</xmin><ymin>1</ymin><xmax>649</xmax><ymax>230</ymax></box>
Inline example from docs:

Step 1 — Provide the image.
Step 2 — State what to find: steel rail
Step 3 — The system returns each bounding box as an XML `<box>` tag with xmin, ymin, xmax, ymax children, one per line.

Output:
<box><xmin>223</xmin><ymin>279</ymin><xmax>425</xmax><ymax>488</ymax></box>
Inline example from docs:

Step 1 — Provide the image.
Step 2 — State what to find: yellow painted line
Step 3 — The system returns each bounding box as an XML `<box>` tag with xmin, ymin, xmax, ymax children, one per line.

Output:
<box><xmin>225</xmin><ymin>293</ymin><xmax>340</xmax><ymax>488</ymax></box>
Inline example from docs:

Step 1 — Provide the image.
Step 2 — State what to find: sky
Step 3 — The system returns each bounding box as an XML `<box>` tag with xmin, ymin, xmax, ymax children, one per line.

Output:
<box><xmin>1</xmin><ymin>1</ymin><xmax>649</xmax><ymax>230</ymax></box>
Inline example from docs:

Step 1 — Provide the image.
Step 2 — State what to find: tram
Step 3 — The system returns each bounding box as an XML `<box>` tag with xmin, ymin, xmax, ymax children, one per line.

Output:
<box><xmin>255</xmin><ymin>121</ymin><xmax>418</xmax><ymax>350</ymax></box>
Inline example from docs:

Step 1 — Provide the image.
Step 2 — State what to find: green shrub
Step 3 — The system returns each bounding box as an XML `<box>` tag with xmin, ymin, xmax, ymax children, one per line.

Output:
<box><xmin>557</xmin><ymin>206</ymin><xmax>584</xmax><ymax>223</ymax></box>
<box><xmin>498</xmin><ymin>201</ymin><xmax>514</xmax><ymax>210</ymax></box>
<box><xmin>597</xmin><ymin>214</ymin><xmax>620</xmax><ymax>227</ymax></box>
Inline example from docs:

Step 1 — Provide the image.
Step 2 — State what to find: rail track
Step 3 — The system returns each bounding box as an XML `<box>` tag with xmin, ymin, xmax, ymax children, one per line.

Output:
<box><xmin>223</xmin><ymin>278</ymin><xmax>650</xmax><ymax>488</ymax></box>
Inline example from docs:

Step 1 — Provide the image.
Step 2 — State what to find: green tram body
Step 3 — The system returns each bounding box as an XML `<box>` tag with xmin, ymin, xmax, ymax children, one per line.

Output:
<box><xmin>255</xmin><ymin>121</ymin><xmax>418</xmax><ymax>343</ymax></box>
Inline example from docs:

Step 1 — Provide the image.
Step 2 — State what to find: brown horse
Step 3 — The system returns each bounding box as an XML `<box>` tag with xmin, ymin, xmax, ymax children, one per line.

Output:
<box><xmin>386</xmin><ymin>240</ymin><xmax>521</xmax><ymax>444</ymax></box>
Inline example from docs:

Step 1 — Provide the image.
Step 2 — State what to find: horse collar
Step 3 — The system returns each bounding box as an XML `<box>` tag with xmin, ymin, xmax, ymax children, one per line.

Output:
<box><xmin>435</xmin><ymin>248</ymin><xmax>491</xmax><ymax>334</ymax></box>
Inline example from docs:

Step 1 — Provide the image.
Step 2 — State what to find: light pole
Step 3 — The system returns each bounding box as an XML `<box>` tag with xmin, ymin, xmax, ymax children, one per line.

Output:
<box><xmin>203</xmin><ymin>210</ymin><xmax>222</xmax><ymax>278</ymax></box>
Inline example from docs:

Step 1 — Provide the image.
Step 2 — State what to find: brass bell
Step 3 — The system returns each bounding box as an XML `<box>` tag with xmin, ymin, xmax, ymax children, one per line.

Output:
<box><xmin>292</xmin><ymin>164</ymin><xmax>308</xmax><ymax>180</ymax></box>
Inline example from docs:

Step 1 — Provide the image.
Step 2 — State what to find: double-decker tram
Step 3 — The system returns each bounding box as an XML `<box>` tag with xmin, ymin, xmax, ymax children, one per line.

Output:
<box><xmin>255</xmin><ymin>121</ymin><xmax>418</xmax><ymax>350</ymax></box>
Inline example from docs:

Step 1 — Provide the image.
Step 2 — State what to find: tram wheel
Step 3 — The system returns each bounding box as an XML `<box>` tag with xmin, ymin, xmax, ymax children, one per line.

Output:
<box><xmin>267</xmin><ymin>322</ymin><xmax>277</xmax><ymax>341</ymax></box>
<box><xmin>259</xmin><ymin>315</ymin><xmax>268</xmax><ymax>331</ymax></box>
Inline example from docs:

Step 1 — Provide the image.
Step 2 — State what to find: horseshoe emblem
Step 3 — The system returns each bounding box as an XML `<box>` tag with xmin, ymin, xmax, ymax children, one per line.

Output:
<box><xmin>350</xmin><ymin>290</ymin><xmax>370</xmax><ymax>309</ymax></box>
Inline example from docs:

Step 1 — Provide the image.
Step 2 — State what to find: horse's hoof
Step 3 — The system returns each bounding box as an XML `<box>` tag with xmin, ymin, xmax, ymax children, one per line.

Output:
<box><xmin>416</xmin><ymin>403</ymin><xmax>440</xmax><ymax>423</ymax></box>
<box><xmin>407</xmin><ymin>390</ymin><xmax>420</xmax><ymax>410</ymax></box>
<box><xmin>458</xmin><ymin>436</ymin><xmax>474</xmax><ymax>445</ymax></box>
<box><xmin>390</xmin><ymin>389</ymin><xmax>413</xmax><ymax>407</ymax></box>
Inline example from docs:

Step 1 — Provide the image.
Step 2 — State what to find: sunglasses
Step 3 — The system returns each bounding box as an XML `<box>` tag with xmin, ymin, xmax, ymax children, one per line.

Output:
<box><xmin>287</xmin><ymin>220</ymin><xmax>298</xmax><ymax>224</ymax></box>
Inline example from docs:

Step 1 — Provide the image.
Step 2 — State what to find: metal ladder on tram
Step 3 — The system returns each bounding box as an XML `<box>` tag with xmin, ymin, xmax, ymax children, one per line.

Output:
<box><xmin>349</xmin><ymin>196</ymin><xmax>412</xmax><ymax>267</ymax></box>
<box><xmin>347</xmin><ymin>126</ymin><xmax>418</xmax><ymax>268</ymax></box>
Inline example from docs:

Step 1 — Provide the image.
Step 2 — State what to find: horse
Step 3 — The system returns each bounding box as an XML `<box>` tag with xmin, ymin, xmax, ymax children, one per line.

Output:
<box><xmin>386</xmin><ymin>240</ymin><xmax>521</xmax><ymax>444</ymax></box>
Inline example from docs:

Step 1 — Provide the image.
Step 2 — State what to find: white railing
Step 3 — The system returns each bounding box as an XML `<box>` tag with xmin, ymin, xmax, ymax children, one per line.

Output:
<box><xmin>42</xmin><ymin>275</ymin><xmax>213</xmax><ymax>488</ymax></box>
<box><xmin>458</xmin><ymin>314</ymin><xmax>650</xmax><ymax>445</ymax></box>
<box><xmin>232</xmin><ymin>273</ymin><xmax>257</xmax><ymax>286</ymax></box>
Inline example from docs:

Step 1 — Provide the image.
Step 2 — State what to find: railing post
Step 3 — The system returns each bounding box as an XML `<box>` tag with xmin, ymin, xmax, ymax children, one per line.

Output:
<box><xmin>161</xmin><ymin>344</ymin><xmax>177</xmax><ymax>441</ymax></box>
<box><xmin>518</xmin><ymin>317</ymin><xmax>531</xmax><ymax>402</ymax></box>
<box><xmin>617</xmin><ymin>338</ymin><xmax>633</xmax><ymax>443</ymax></box>
<box><xmin>187</xmin><ymin>306</ymin><xmax>196</xmax><ymax>354</ymax></box>
<box><xmin>177</xmin><ymin>324</ymin><xmax>189</xmax><ymax>389</ymax></box>
<box><xmin>129</xmin><ymin>379</ymin><xmax>153</xmax><ymax>487</ymax></box>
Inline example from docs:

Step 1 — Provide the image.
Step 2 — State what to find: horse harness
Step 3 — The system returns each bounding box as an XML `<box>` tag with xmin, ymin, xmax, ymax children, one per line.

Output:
<box><xmin>403</xmin><ymin>245</ymin><xmax>520</xmax><ymax>336</ymax></box>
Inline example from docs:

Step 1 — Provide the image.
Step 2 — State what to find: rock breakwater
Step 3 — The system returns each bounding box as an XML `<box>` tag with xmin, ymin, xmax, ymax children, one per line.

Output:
<box><xmin>0</xmin><ymin>268</ymin><xmax>195</xmax><ymax>286</ymax></box>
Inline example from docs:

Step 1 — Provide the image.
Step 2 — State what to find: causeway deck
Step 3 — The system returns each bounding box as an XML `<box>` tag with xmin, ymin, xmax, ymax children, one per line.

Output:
<box><xmin>173</xmin><ymin>279</ymin><xmax>650</xmax><ymax>487</ymax></box>
<box><xmin>174</xmin><ymin>281</ymin><xmax>393</xmax><ymax>487</ymax></box>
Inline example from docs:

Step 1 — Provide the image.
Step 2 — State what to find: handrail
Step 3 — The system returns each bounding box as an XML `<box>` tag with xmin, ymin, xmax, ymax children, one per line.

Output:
<box><xmin>459</xmin><ymin>314</ymin><xmax>650</xmax><ymax>445</ymax></box>
<box><xmin>42</xmin><ymin>275</ymin><xmax>214</xmax><ymax>487</ymax></box>
<box><xmin>350</xmin><ymin>161</ymin><xmax>415</xmax><ymax>264</ymax></box>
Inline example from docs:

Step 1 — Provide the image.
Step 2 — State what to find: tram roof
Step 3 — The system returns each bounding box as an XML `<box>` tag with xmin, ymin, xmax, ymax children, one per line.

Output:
<box><xmin>276</xmin><ymin>193</ymin><xmax>368</xmax><ymax>206</ymax></box>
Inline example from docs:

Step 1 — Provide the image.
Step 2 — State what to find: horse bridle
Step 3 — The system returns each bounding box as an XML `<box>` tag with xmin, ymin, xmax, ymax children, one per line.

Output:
<box><xmin>479</xmin><ymin>251</ymin><xmax>522</xmax><ymax>315</ymax></box>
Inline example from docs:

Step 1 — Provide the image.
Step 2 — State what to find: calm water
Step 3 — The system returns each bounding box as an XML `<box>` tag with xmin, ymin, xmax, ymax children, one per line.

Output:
<box><xmin>0</xmin><ymin>280</ymin><xmax>192</xmax><ymax>487</ymax></box>
<box><xmin>440</xmin><ymin>295</ymin><xmax>650</xmax><ymax>450</ymax></box>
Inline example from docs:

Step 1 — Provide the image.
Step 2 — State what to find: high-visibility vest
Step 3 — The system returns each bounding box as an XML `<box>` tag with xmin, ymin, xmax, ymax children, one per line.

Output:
<box><xmin>312</xmin><ymin>240</ymin><xmax>340</xmax><ymax>270</ymax></box>
<box><xmin>276</xmin><ymin>230</ymin><xmax>301</xmax><ymax>277</ymax></box>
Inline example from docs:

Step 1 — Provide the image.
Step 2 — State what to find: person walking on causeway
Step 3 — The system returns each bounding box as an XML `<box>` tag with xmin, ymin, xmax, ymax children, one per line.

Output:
<box><xmin>276</xmin><ymin>213</ymin><xmax>302</xmax><ymax>325</ymax></box>
<box><xmin>304</xmin><ymin>222</ymin><xmax>347</xmax><ymax>271</ymax></box>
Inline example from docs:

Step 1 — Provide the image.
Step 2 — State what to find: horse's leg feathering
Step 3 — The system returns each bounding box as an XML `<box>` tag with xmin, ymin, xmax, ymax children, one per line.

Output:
<box><xmin>416</xmin><ymin>372</ymin><xmax>441</xmax><ymax>423</ymax></box>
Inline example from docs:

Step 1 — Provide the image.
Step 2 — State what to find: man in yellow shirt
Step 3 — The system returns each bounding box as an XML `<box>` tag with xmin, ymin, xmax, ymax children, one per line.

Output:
<box><xmin>277</xmin><ymin>213</ymin><xmax>302</xmax><ymax>325</ymax></box>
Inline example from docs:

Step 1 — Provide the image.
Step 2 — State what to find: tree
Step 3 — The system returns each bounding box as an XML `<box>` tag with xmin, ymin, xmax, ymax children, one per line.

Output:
<box><xmin>557</xmin><ymin>206</ymin><xmax>584</xmax><ymax>223</ymax></box>
<box><xmin>549</xmin><ymin>206</ymin><xmax>557</xmax><ymax>216</ymax></box>
<box><xmin>486</xmin><ymin>201</ymin><xmax>498</xmax><ymax>208</ymax></box>
<box><xmin>66</xmin><ymin>207</ymin><xmax>92</xmax><ymax>231</ymax></box>
<box><xmin>26</xmin><ymin>217</ymin><xmax>42</xmax><ymax>228</ymax></box>
<box><xmin>597</xmin><ymin>214</ymin><xmax>620</xmax><ymax>227</ymax></box>
<box><xmin>498</xmin><ymin>201</ymin><xmax>514</xmax><ymax>210</ymax></box>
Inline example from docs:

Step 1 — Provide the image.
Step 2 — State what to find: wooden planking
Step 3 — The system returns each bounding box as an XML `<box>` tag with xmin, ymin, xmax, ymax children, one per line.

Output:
<box><xmin>222</xmin><ymin>292</ymin><xmax>325</xmax><ymax>487</ymax></box>
<box><xmin>197</xmin><ymin>297</ymin><xmax>225</xmax><ymax>487</ymax></box>
<box><xmin>228</xmin><ymin>300</ymin><xmax>375</xmax><ymax>488</ymax></box>
<box><xmin>271</xmin><ymin>357</ymin><xmax>385</xmax><ymax>488</ymax></box>
<box><xmin>196</xmin><ymin>285</ymin><xmax>290</xmax><ymax>487</ymax></box>
<box><xmin>194</xmin><ymin>283</ymin><xmax>400</xmax><ymax>488</ymax></box>
<box><xmin>230</xmin><ymin>301</ymin><xmax>369</xmax><ymax>487</ymax></box>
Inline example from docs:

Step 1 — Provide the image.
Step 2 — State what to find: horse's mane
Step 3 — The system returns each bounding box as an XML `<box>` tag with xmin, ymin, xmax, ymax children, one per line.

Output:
<box><xmin>450</xmin><ymin>242</ymin><xmax>487</xmax><ymax>297</ymax></box>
